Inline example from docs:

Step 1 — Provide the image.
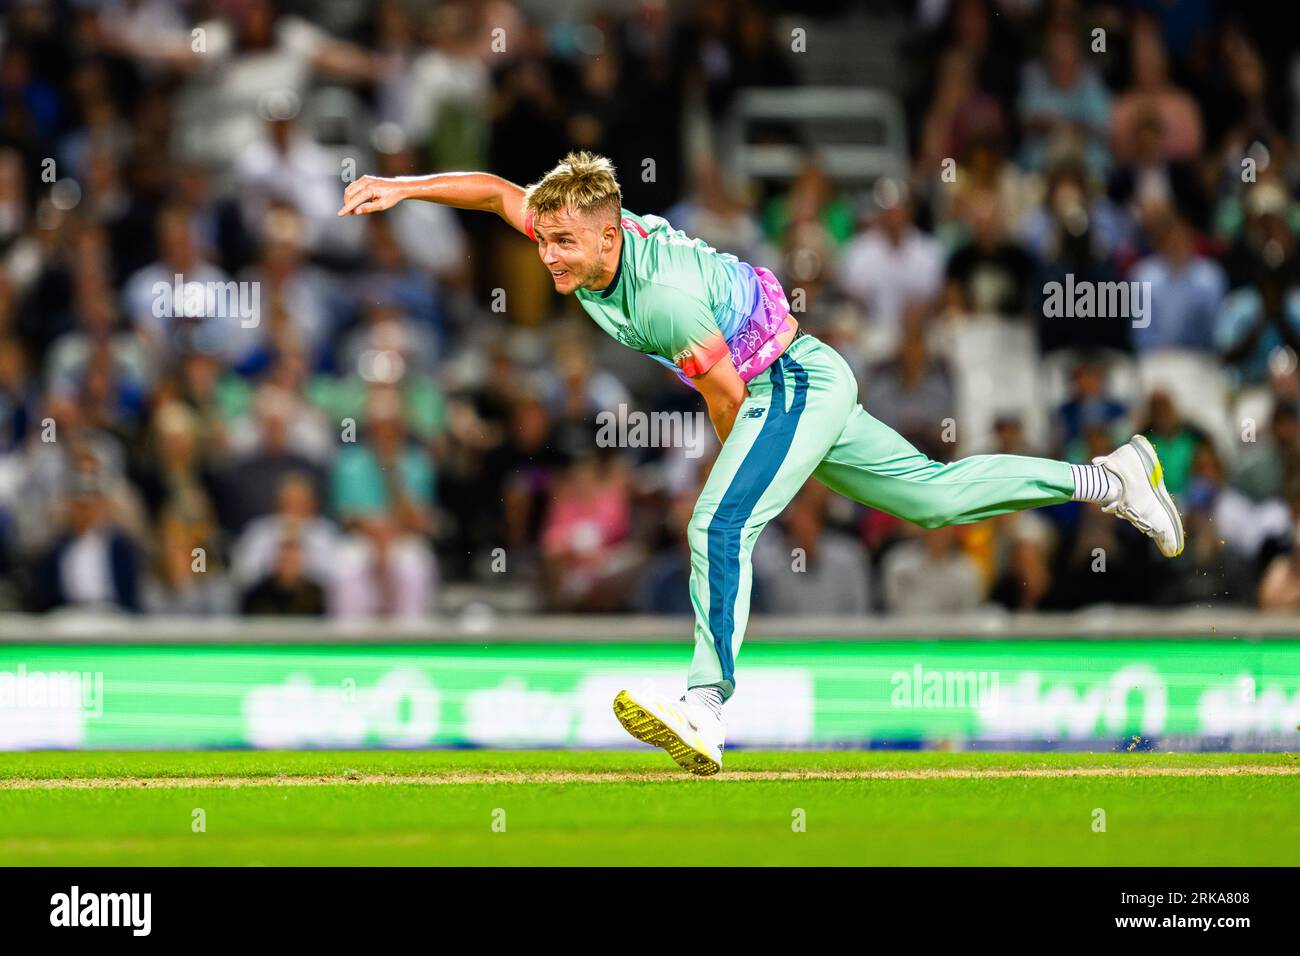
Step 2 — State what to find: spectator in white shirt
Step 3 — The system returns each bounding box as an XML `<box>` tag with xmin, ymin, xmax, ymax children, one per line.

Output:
<box><xmin>327</xmin><ymin>513</ymin><xmax>437</xmax><ymax>621</ymax></box>
<box><xmin>231</xmin><ymin>470</ymin><xmax>341</xmax><ymax>592</ymax></box>
<box><xmin>883</xmin><ymin>525</ymin><xmax>985</xmax><ymax>614</ymax></box>
<box><xmin>233</xmin><ymin>116</ymin><xmax>351</xmax><ymax>255</ymax></box>
<box><xmin>836</xmin><ymin>188</ymin><xmax>945</xmax><ymax>351</ymax></box>
<box><xmin>122</xmin><ymin>205</ymin><xmax>233</xmax><ymax>364</ymax></box>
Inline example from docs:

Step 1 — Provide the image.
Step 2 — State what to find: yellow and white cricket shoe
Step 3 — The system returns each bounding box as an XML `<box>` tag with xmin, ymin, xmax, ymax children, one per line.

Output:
<box><xmin>1093</xmin><ymin>434</ymin><xmax>1184</xmax><ymax>558</ymax></box>
<box><xmin>612</xmin><ymin>689</ymin><xmax>725</xmax><ymax>776</ymax></box>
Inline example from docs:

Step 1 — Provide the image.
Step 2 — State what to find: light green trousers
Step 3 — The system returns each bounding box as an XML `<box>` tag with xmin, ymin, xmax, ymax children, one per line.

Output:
<box><xmin>686</xmin><ymin>333</ymin><xmax>1075</xmax><ymax>699</ymax></box>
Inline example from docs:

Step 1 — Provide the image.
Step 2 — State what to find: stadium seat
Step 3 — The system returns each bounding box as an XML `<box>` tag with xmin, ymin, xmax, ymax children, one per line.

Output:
<box><xmin>934</xmin><ymin>315</ymin><xmax>1049</xmax><ymax>455</ymax></box>
<box><xmin>1136</xmin><ymin>349</ymin><xmax>1238</xmax><ymax>463</ymax></box>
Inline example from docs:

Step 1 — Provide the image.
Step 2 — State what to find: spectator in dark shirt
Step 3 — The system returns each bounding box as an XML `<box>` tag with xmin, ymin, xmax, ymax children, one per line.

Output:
<box><xmin>240</xmin><ymin>525</ymin><xmax>325</xmax><ymax>615</ymax></box>
<box><xmin>944</xmin><ymin>188</ymin><xmax>1034</xmax><ymax>318</ymax></box>
<box><xmin>1108</xmin><ymin>110</ymin><xmax>1208</xmax><ymax>230</ymax></box>
<box><xmin>1056</xmin><ymin>358</ymin><xmax>1128</xmax><ymax>458</ymax></box>
<box><xmin>32</xmin><ymin>469</ymin><xmax>140</xmax><ymax>613</ymax></box>
<box><xmin>210</xmin><ymin>385</ymin><xmax>326</xmax><ymax>535</ymax></box>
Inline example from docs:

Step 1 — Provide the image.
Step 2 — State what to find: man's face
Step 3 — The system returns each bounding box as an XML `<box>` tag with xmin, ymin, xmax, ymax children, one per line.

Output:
<box><xmin>533</xmin><ymin>208</ymin><xmax>616</xmax><ymax>294</ymax></box>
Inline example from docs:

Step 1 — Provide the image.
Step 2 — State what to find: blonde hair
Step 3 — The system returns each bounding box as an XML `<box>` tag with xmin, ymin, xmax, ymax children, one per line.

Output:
<box><xmin>524</xmin><ymin>151</ymin><xmax>622</xmax><ymax>223</ymax></box>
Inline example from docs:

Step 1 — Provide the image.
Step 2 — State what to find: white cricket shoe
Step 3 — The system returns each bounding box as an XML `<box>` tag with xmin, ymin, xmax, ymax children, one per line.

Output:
<box><xmin>612</xmin><ymin>689</ymin><xmax>725</xmax><ymax>776</ymax></box>
<box><xmin>1093</xmin><ymin>434</ymin><xmax>1184</xmax><ymax>558</ymax></box>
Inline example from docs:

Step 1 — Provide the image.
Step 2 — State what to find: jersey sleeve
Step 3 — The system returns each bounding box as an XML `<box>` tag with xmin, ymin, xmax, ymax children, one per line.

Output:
<box><xmin>635</xmin><ymin>283</ymin><xmax>729</xmax><ymax>378</ymax></box>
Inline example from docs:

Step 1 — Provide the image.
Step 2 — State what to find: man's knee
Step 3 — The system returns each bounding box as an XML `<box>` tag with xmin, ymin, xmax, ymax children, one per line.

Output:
<box><xmin>901</xmin><ymin>490</ymin><xmax>956</xmax><ymax>529</ymax></box>
<box><xmin>687</xmin><ymin>506</ymin><xmax>714</xmax><ymax>543</ymax></box>
<box><xmin>689</xmin><ymin>505</ymin><xmax>745</xmax><ymax>536</ymax></box>
<box><xmin>914</xmin><ymin>510</ymin><xmax>952</xmax><ymax>530</ymax></box>
<box><xmin>688</xmin><ymin>505</ymin><xmax>765</xmax><ymax>548</ymax></box>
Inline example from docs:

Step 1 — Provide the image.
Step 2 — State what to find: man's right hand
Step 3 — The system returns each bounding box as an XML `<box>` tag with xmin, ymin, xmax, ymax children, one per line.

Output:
<box><xmin>337</xmin><ymin>175</ymin><xmax>406</xmax><ymax>217</ymax></box>
<box><xmin>336</xmin><ymin>171</ymin><xmax>528</xmax><ymax>233</ymax></box>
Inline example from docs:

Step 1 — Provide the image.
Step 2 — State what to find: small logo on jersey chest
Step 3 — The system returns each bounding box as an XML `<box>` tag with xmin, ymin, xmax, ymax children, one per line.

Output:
<box><xmin>742</xmin><ymin>406</ymin><xmax>766</xmax><ymax>420</ymax></box>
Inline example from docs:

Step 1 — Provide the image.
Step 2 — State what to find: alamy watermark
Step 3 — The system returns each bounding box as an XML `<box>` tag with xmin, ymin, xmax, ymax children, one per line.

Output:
<box><xmin>151</xmin><ymin>274</ymin><xmax>261</xmax><ymax>328</ymax></box>
<box><xmin>595</xmin><ymin>403</ymin><xmax>709</xmax><ymax>458</ymax></box>
<box><xmin>890</xmin><ymin>664</ymin><xmax>1001</xmax><ymax>709</ymax></box>
<box><xmin>50</xmin><ymin>886</ymin><xmax>151</xmax><ymax>936</ymax></box>
<box><xmin>0</xmin><ymin>663</ymin><xmax>104</xmax><ymax>717</ymax></box>
<box><xmin>1042</xmin><ymin>274</ymin><xmax>1151</xmax><ymax>329</ymax></box>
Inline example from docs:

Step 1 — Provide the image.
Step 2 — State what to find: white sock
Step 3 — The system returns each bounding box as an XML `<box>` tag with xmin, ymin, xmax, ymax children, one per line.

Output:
<box><xmin>1070</xmin><ymin>463</ymin><xmax>1120</xmax><ymax>504</ymax></box>
<box><xmin>683</xmin><ymin>686</ymin><xmax>724</xmax><ymax>721</ymax></box>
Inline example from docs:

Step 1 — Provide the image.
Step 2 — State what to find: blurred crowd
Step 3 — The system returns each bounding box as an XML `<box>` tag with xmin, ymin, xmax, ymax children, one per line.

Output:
<box><xmin>2</xmin><ymin>0</ymin><xmax>1300</xmax><ymax>620</ymax></box>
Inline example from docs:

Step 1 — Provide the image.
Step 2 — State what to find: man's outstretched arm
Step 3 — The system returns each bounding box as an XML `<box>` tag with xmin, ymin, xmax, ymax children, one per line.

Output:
<box><xmin>337</xmin><ymin>172</ymin><xmax>529</xmax><ymax>234</ymax></box>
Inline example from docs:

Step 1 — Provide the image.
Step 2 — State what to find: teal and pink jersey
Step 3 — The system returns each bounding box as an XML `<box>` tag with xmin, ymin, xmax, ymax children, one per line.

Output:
<box><xmin>527</xmin><ymin>207</ymin><xmax>795</xmax><ymax>388</ymax></box>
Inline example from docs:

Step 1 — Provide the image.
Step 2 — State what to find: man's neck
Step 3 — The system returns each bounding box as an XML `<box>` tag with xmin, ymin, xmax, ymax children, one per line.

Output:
<box><xmin>588</xmin><ymin>229</ymin><xmax>623</xmax><ymax>292</ymax></box>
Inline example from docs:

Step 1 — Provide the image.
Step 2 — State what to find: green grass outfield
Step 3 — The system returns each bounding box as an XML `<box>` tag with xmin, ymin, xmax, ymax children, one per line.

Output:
<box><xmin>1</xmin><ymin>751</ymin><xmax>1297</xmax><ymax>866</ymax></box>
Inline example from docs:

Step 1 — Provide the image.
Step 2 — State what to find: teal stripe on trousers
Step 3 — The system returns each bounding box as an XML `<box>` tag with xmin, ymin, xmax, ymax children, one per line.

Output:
<box><xmin>704</xmin><ymin>353</ymin><xmax>808</xmax><ymax>692</ymax></box>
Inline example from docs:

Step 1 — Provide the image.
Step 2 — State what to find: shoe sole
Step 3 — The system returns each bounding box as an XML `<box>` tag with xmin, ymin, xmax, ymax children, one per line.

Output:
<box><xmin>1130</xmin><ymin>434</ymin><xmax>1184</xmax><ymax>557</ymax></box>
<box><xmin>612</xmin><ymin>690</ymin><xmax>720</xmax><ymax>776</ymax></box>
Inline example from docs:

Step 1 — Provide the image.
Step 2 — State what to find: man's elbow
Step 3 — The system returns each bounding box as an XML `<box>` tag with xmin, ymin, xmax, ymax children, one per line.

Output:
<box><xmin>706</xmin><ymin>391</ymin><xmax>746</xmax><ymax>431</ymax></box>
<box><xmin>720</xmin><ymin>393</ymin><xmax>746</xmax><ymax>415</ymax></box>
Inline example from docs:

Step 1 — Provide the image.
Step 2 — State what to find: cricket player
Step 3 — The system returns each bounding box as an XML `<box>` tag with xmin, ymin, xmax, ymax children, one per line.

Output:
<box><xmin>338</xmin><ymin>151</ymin><xmax>1183</xmax><ymax>775</ymax></box>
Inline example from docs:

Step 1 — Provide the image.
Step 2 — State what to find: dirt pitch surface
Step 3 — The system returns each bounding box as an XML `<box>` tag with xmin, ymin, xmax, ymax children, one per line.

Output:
<box><xmin>3</xmin><ymin>763</ymin><xmax>1298</xmax><ymax>789</ymax></box>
